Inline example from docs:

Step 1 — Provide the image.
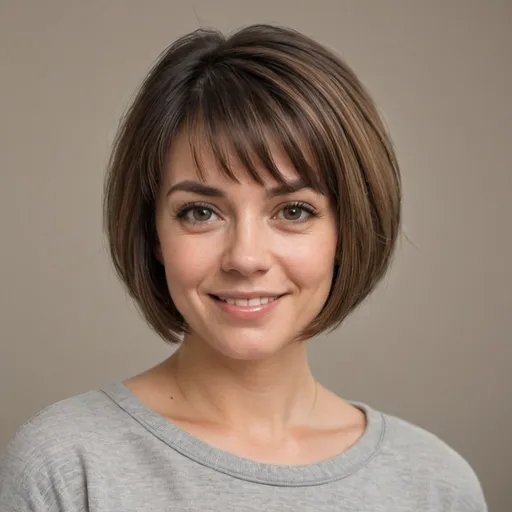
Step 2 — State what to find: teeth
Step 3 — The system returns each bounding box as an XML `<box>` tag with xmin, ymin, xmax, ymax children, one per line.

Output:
<box><xmin>220</xmin><ymin>296</ymin><xmax>277</xmax><ymax>306</ymax></box>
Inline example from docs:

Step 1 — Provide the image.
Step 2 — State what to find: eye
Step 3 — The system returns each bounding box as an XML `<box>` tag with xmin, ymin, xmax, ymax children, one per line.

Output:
<box><xmin>276</xmin><ymin>202</ymin><xmax>317</xmax><ymax>222</ymax></box>
<box><xmin>176</xmin><ymin>204</ymin><xmax>220</xmax><ymax>224</ymax></box>
<box><xmin>189</xmin><ymin>206</ymin><xmax>215</xmax><ymax>223</ymax></box>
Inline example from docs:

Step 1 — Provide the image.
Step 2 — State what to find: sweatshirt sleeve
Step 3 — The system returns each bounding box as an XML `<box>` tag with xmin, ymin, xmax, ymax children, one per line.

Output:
<box><xmin>0</xmin><ymin>437</ymin><xmax>52</xmax><ymax>511</ymax></box>
<box><xmin>0</xmin><ymin>409</ymin><xmax>82</xmax><ymax>512</ymax></box>
<box><xmin>451</xmin><ymin>466</ymin><xmax>488</xmax><ymax>512</ymax></box>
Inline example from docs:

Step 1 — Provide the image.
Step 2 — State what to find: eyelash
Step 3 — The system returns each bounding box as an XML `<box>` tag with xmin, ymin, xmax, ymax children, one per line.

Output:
<box><xmin>174</xmin><ymin>202</ymin><xmax>218</xmax><ymax>224</ymax></box>
<box><xmin>174</xmin><ymin>201</ymin><xmax>318</xmax><ymax>225</ymax></box>
<box><xmin>278</xmin><ymin>201</ymin><xmax>318</xmax><ymax>222</ymax></box>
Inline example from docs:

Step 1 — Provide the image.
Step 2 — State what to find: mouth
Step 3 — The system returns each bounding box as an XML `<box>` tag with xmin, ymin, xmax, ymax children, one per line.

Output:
<box><xmin>208</xmin><ymin>293</ymin><xmax>286</xmax><ymax>320</ymax></box>
<box><xmin>209</xmin><ymin>295</ymin><xmax>282</xmax><ymax>306</ymax></box>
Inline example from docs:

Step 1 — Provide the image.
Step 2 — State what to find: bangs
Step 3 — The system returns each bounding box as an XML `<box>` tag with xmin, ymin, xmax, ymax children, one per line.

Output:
<box><xmin>182</xmin><ymin>62</ymin><xmax>333</xmax><ymax>196</ymax></box>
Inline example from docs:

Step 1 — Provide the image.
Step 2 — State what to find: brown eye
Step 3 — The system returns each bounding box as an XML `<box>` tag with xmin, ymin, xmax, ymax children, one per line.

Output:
<box><xmin>191</xmin><ymin>207</ymin><xmax>213</xmax><ymax>222</ymax></box>
<box><xmin>277</xmin><ymin>202</ymin><xmax>316</xmax><ymax>222</ymax></box>
<box><xmin>282</xmin><ymin>205</ymin><xmax>303</xmax><ymax>220</ymax></box>
<box><xmin>176</xmin><ymin>204</ymin><xmax>220</xmax><ymax>224</ymax></box>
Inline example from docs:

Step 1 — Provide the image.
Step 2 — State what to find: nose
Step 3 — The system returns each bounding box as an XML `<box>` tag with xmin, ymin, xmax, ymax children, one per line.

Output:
<box><xmin>221</xmin><ymin>217</ymin><xmax>271</xmax><ymax>276</ymax></box>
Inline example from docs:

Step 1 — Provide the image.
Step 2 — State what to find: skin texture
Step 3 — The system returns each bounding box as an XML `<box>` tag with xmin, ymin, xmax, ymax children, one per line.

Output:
<box><xmin>125</xmin><ymin>131</ymin><xmax>366</xmax><ymax>465</ymax></box>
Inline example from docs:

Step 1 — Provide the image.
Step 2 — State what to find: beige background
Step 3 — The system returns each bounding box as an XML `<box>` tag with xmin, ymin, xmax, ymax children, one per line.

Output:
<box><xmin>1</xmin><ymin>0</ymin><xmax>510</xmax><ymax>509</ymax></box>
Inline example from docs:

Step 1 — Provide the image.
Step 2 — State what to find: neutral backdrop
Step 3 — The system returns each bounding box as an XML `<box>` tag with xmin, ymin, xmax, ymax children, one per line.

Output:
<box><xmin>1</xmin><ymin>0</ymin><xmax>510</xmax><ymax>509</ymax></box>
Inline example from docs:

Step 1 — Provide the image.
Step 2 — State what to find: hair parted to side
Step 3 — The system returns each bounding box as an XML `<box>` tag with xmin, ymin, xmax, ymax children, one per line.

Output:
<box><xmin>104</xmin><ymin>24</ymin><xmax>401</xmax><ymax>344</ymax></box>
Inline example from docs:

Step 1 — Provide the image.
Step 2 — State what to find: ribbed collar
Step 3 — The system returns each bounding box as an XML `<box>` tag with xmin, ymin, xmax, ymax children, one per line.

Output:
<box><xmin>101</xmin><ymin>382</ymin><xmax>386</xmax><ymax>487</ymax></box>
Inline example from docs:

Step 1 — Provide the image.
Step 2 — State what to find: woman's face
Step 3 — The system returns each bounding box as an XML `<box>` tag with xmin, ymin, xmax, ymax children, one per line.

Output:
<box><xmin>156</xmin><ymin>132</ymin><xmax>338</xmax><ymax>360</ymax></box>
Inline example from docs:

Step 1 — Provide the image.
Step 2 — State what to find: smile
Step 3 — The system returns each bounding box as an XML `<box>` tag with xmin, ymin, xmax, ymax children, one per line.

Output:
<box><xmin>215</xmin><ymin>296</ymin><xmax>278</xmax><ymax>306</ymax></box>
<box><xmin>208</xmin><ymin>294</ymin><xmax>285</xmax><ymax>320</ymax></box>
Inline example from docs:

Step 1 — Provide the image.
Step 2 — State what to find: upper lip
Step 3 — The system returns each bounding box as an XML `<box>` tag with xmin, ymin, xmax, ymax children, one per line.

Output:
<box><xmin>210</xmin><ymin>291</ymin><xmax>286</xmax><ymax>299</ymax></box>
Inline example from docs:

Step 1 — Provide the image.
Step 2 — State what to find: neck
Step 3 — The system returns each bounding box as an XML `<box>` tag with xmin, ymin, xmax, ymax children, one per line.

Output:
<box><xmin>166</xmin><ymin>335</ymin><xmax>317</xmax><ymax>435</ymax></box>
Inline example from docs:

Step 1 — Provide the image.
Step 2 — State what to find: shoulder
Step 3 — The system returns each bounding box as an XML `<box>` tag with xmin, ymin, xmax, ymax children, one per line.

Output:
<box><xmin>0</xmin><ymin>389</ymin><xmax>125</xmax><ymax>510</ymax></box>
<box><xmin>375</xmin><ymin>406</ymin><xmax>487</xmax><ymax>511</ymax></box>
<box><xmin>2</xmin><ymin>388</ymin><xmax>124</xmax><ymax>460</ymax></box>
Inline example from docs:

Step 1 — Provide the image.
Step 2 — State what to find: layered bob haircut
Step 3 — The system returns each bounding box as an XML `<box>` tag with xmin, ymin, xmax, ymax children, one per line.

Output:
<box><xmin>104</xmin><ymin>24</ymin><xmax>401</xmax><ymax>343</ymax></box>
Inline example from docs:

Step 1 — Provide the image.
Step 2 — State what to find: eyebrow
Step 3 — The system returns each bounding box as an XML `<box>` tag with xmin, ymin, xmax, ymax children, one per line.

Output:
<box><xmin>166</xmin><ymin>179</ymin><xmax>308</xmax><ymax>198</ymax></box>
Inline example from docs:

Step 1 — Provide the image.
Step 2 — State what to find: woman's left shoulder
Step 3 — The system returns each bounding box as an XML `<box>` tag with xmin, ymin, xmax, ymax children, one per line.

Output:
<box><xmin>375</xmin><ymin>405</ymin><xmax>487</xmax><ymax>510</ymax></box>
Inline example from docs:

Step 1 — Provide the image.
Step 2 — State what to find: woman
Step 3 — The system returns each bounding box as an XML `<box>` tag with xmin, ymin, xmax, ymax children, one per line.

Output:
<box><xmin>0</xmin><ymin>24</ymin><xmax>487</xmax><ymax>511</ymax></box>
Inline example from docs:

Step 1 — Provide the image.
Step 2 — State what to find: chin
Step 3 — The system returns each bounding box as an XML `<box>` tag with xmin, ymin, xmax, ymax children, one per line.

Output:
<box><xmin>210</xmin><ymin>331</ymin><xmax>292</xmax><ymax>361</ymax></box>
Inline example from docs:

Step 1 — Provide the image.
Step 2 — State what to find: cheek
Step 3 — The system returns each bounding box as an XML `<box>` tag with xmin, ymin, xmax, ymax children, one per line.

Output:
<box><xmin>159</xmin><ymin>234</ymin><xmax>219</xmax><ymax>294</ymax></box>
<box><xmin>280</xmin><ymin>231</ymin><xmax>337</xmax><ymax>289</ymax></box>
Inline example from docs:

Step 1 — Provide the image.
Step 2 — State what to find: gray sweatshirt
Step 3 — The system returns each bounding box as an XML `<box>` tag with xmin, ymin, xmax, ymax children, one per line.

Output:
<box><xmin>0</xmin><ymin>382</ymin><xmax>487</xmax><ymax>511</ymax></box>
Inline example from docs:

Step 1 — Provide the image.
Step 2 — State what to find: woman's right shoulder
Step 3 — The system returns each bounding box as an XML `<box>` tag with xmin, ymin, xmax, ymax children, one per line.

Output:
<box><xmin>3</xmin><ymin>388</ymin><xmax>122</xmax><ymax>456</ymax></box>
<box><xmin>0</xmin><ymin>387</ymin><xmax>126</xmax><ymax>511</ymax></box>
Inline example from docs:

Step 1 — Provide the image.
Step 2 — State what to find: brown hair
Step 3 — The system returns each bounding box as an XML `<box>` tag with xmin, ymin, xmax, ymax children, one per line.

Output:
<box><xmin>104</xmin><ymin>24</ymin><xmax>401</xmax><ymax>343</ymax></box>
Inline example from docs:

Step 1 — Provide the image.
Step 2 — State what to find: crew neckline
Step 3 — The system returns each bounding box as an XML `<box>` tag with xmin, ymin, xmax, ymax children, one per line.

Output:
<box><xmin>101</xmin><ymin>382</ymin><xmax>386</xmax><ymax>487</ymax></box>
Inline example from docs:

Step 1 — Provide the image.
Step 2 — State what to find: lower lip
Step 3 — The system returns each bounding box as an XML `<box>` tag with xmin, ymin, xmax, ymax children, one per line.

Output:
<box><xmin>211</xmin><ymin>296</ymin><xmax>282</xmax><ymax>320</ymax></box>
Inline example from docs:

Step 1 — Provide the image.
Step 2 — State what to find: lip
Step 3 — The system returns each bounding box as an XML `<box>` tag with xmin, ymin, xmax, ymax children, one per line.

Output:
<box><xmin>208</xmin><ymin>293</ymin><xmax>285</xmax><ymax>320</ymax></box>
<box><xmin>210</xmin><ymin>291</ymin><xmax>285</xmax><ymax>300</ymax></box>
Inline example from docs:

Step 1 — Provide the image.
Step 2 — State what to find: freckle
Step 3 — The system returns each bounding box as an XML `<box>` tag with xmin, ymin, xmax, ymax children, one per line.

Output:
<box><xmin>170</xmin><ymin>396</ymin><xmax>174</xmax><ymax>400</ymax></box>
